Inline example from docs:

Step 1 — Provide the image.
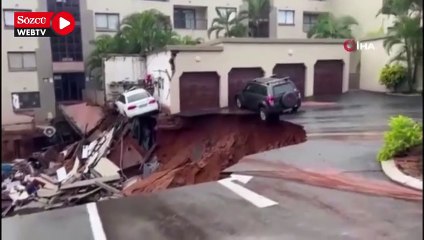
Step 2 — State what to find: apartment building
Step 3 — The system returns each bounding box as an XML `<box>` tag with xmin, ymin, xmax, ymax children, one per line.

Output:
<box><xmin>269</xmin><ymin>0</ymin><xmax>393</xmax><ymax>39</ymax></box>
<box><xmin>1</xmin><ymin>0</ymin><xmax>245</xmax><ymax>127</ymax></box>
<box><xmin>1</xmin><ymin>0</ymin><xmax>391</xmax><ymax>127</ymax></box>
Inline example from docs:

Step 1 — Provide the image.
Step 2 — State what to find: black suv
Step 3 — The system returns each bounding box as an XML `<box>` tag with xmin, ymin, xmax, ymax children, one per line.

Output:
<box><xmin>235</xmin><ymin>76</ymin><xmax>302</xmax><ymax>121</ymax></box>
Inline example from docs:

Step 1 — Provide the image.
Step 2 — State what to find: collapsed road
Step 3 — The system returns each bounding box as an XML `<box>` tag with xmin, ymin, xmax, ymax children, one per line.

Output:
<box><xmin>124</xmin><ymin>114</ymin><xmax>306</xmax><ymax>195</ymax></box>
<box><xmin>1</xmin><ymin>103</ymin><xmax>306</xmax><ymax>217</ymax></box>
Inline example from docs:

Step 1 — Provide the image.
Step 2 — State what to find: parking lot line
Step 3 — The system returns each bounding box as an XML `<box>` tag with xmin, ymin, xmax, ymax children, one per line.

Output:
<box><xmin>87</xmin><ymin>202</ymin><xmax>107</xmax><ymax>240</ymax></box>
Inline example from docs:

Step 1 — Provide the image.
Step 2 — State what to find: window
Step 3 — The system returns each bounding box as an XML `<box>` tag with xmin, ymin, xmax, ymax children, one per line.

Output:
<box><xmin>174</xmin><ymin>8</ymin><xmax>196</xmax><ymax>29</ymax></box>
<box><xmin>127</xmin><ymin>92</ymin><xmax>149</xmax><ymax>103</ymax></box>
<box><xmin>216</xmin><ymin>7</ymin><xmax>237</xmax><ymax>21</ymax></box>
<box><xmin>303</xmin><ymin>13</ymin><xmax>319</xmax><ymax>33</ymax></box>
<box><xmin>256</xmin><ymin>85</ymin><xmax>268</xmax><ymax>96</ymax></box>
<box><xmin>249</xmin><ymin>84</ymin><xmax>267</xmax><ymax>95</ymax></box>
<box><xmin>3</xmin><ymin>9</ymin><xmax>31</xmax><ymax>28</ymax></box>
<box><xmin>48</xmin><ymin>1</ymin><xmax>83</xmax><ymax>61</ymax></box>
<box><xmin>117</xmin><ymin>95</ymin><xmax>126</xmax><ymax>104</ymax></box>
<box><xmin>95</xmin><ymin>13</ymin><xmax>119</xmax><ymax>31</ymax></box>
<box><xmin>11</xmin><ymin>92</ymin><xmax>41</xmax><ymax>110</ymax></box>
<box><xmin>244</xmin><ymin>84</ymin><xmax>254</xmax><ymax>92</ymax></box>
<box><xmin>273</xmin><ymin>83</ymin><xmax>295</xmax><ymax>95</ymax></box>
<box><xmin>50</xmin><ymin>28</ymin><xmax>83</xmax><ymax>61</ymax></box>
<box><xmin>278</xmin><ymin>10</ymin><xmax>295</xmax><ymax>25</ymax></box>
<box><xmin>8</xmin><ymin>52</ymin><xmax>36</xmax><ymax>71</ymax></box>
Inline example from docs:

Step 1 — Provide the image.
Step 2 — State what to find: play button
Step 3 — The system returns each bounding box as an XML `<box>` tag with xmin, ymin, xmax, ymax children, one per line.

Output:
<box><xmin>59</xmin><ymin>17</ymin><xmax>70</xmax><ymax>30</ymax></box>
<box><xmin>51</xmin><ymin>11</ymin><xmax>75</xmax><ymax>36</ymax></box>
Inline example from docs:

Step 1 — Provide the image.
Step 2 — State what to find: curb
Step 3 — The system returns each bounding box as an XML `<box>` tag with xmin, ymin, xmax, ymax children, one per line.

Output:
<box><xmin>381</xmin><ymin>159</ymin><xmax>423</xmax><ymax>191</ymax></box>
<box><xmin>385</xmin><ymin>92</ymin><xmax>421</xmax><ymax>97</ymax></box>
<box><xmin>308</xmin><ymin>131</ymin><xmax>384</xmax><ymax>137</ymax></box>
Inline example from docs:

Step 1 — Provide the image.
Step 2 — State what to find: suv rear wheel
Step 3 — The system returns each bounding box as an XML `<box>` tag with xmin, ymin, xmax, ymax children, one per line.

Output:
<box><xmin>259</xmin><ymin>107</ymin><xmax>268</xmax><ymax>121</ymax></box>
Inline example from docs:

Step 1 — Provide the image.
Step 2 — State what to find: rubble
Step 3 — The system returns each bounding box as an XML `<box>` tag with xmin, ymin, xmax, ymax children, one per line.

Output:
<box><xmin>1</xmin><ymin>102</ymin><xmax>306</xmax><ymax>217</ymax></box>
<box><xmin>1</xmin><ymin>117</ymin><xmax>128</xmax><ymax>217</ymax></box>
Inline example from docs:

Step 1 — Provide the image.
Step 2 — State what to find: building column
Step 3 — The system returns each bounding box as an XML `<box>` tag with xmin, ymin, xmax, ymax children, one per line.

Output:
<box><xmin>304</xmin><ymin>61</ymin><xmax>315</xmax><ymax>97</ymax></box>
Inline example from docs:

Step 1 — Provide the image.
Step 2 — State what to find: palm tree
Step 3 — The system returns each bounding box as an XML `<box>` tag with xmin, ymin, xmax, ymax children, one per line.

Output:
<box><xmin>86</xmin><ymin>35</ymin><xmax>126</xmax><ymax>87</ymax></box>
<box><xmin>87</xmin><ymin>10</ymin><xmax>203</xmax><ymax>87</ymax></box>
<box><xmin>246</xmin><ymin>0</ymin><xmax>271</xmax><ymax>37</ymax></box>
<box><xmin>379</xmin><ymin>0</ymin><xmax>422</xmax><ymax>92</ymax></box>
<box><xmin>377</xmin><ymin>0</ymin><xmax>422</xmax><ymax>17</ymax></box>
<box><xmin>208</xmin><ymin>8</ymin><xmax>248</xmax><ymax>39</ymax></box>
<box><xmin>307</xmin><ymin>13</ymin><xmax>358</xmax><ymax>39</ymax></box>
<box><xmin>119</xmin><ymin>10</ymin><xmax>177</xmax><ymax>55</ymax></box>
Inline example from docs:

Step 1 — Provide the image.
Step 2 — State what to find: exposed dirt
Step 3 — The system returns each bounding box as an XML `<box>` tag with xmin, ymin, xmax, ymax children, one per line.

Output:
<box><xmin>395</xmin><ymin>145</ymin><xmax>423</xmax><ymax>180</ymax></box>
<box><xmin>234</xmin><ymin>158</ymin><xmax>422</xmax><ymax>201</ymax></box>
<box><xmin>123</xmin><ymin>115</ymin><xmax>306</xmax><ymax>195</ymax></box>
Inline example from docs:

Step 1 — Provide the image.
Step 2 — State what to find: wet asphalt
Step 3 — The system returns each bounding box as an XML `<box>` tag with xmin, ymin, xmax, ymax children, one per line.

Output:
<box><xmin>2</xmin><ymin>91</ymin><xmax>423</xmax><ymax>240</ymax></box>
<box><xmin>284</xmin><ymin>91</ymin><xmax>422</xmax><ymax>133</ymax></box>
<box><xmin>3</xmin><ymin>180</ymin><xmax>421</xmax><ymax>240</ymax></box>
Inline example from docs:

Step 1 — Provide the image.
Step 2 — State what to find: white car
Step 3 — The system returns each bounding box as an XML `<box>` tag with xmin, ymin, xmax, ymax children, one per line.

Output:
<box><xmin>115</xmin><ymin>88</ymin><xmax>159</xmax><ymax>118</ymax></box>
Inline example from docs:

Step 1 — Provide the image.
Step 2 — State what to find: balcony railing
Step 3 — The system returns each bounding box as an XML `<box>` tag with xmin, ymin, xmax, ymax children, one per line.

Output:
<box><xmin>174</xmin><ymin>18</ymin><xmax>207</xmax><ymax>30</ymax></box>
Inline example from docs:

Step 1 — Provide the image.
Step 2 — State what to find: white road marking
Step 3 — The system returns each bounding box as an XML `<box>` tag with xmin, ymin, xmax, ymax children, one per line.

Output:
<box><xmin>230</xmin><ymin>174</ymin><xmax>253</xmax><ymax>184</ymax></box>
<box><xmin>87</xmin><ymin>202</ymin><xmax>107</xmax><ymax>240</ymax></box>
<box><xmin>218</xmin><ymin>174</ymin><xmax>278</xmax><ymax>208</ymax></box>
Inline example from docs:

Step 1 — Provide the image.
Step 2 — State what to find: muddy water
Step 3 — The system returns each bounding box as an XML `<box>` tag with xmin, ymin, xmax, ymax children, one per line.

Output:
<box><xmin>236</xmin><ymin>160</ymin><xmax>422</xmax><ymax>202</ymax></box>
<box><xmin>123</xmin><ymin>115</ymin><xmax>307</xmax><ymax>195</ymax></box>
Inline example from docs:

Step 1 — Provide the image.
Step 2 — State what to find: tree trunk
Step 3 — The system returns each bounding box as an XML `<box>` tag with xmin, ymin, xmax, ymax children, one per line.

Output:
<box><xmin>405</xmin><ymin>39</ymin><xmax>414</xmax><ymax>92</ymax></box>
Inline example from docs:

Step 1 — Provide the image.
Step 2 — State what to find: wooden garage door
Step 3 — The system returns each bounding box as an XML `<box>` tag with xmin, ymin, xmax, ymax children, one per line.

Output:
<box><xmin>314</xmin><ymin>60</ymin><xmax>344</xmax><ymax>95</ymax></box>
<box><xmin>179</xmin><ymin>72</ymin><xmax>220</xmax><ymax>112</ymax></box>
<box><xmin>228</xmin><ymin>67</ymin><xmax>264</xmax><ymax>108</ymax></box>
<box><xmin>272</xmin><ymin>64</ymin><xmax>306</xmax><ymax>97</ymax></box>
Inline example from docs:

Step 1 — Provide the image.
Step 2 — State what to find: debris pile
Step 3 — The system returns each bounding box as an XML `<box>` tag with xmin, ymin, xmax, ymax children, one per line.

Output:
<box><xmin>2</xmin><ymin>105</ymin><xmax>307</xmax><ymax>217</ymax></box>
<box><xmin>1</xmin><ymin>114</ymin><xmax>136</xmax><ymax>217</ymax></box>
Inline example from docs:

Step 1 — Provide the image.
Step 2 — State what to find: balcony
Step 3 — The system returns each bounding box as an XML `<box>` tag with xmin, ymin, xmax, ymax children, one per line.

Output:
<box><xmin>174</xmin><ymin>7</ymin><xmax>208</xmax><ymax>30</ymax></box>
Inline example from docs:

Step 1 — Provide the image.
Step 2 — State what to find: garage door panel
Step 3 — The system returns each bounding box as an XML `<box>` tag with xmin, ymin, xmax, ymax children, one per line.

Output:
<box><xmin>228</xmin><ymin>68</ymin><xmax>264</xmax><ymax>108</ymax></box>
<box><xmin>314</xmin><ymin>60</ymin><xmax>344</xmax><ymax>96</ymax></box>
<box><xmin>272</xmin><ymin>64</ymin><xmax>306</xmax><ymax>97</ymax></box>
<box><xmin>180</xmin><ymin>72</ymin><xmax>220</xmax><ymax>112</ymax></box>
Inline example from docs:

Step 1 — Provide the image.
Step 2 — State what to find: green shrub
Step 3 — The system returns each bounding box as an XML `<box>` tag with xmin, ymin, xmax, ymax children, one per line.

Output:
<box><xmin>379</xmin><ymin>64</ymin><xmax>407</xmax><ymax>90</ymax></box>
<box><xmin>377</xmin><ymin>115</ymin><xmax>423</xmax><ymax>161</ymax></box>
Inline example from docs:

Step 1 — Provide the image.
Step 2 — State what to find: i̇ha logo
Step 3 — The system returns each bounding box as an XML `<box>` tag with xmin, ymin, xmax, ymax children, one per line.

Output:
<box><xmin>343</xmin><ymin>39</ymin><xmax>375</xmax><ymax>52</ymax></box>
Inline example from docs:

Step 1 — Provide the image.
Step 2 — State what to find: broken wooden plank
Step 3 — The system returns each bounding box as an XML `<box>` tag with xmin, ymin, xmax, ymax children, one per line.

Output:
<box><xmin>95</xmin><ymin>181</ymin><xmax>122</xmax><ymax>195</ymax></box>
<box><xmin>67</xmin><ymin>187</ymin><xmax>102</xmax><ymax>202</ymax></box>
<box><xmin>37</xmin><ymin>188</ymin><xmax>61</xmax><ymax>198</ymax></box>
<box><xmin>60</xmin><ymin>175</ymin><xmax>120</xmax><ymax>190</ymax></box>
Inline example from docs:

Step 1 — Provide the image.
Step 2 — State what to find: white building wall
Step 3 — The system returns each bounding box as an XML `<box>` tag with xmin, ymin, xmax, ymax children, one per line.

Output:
<box><xmin>103</xmin><ymin>56</ymin><xmax>146</xmax><ymax>101</ymax></box>
<box><xmin>1</xmin><ymin>0</ymin><xmax>41</xmax><ymax>125</ymax></box>
<box><xmin>146</xmin><ymin>51</ymin><xmax>173</xmax><ymax>108</ymax></box>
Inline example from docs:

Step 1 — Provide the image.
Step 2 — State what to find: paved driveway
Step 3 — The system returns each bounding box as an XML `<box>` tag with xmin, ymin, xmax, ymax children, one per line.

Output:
<box><xmin>285</xmin><ymin>91</ymin><xmax>422</xmax><ymax>133</ymax></box>
<box><xmin>2</xmin><ymin>179</ymin><xmax>422</xmax><ymax>240</ymax></box>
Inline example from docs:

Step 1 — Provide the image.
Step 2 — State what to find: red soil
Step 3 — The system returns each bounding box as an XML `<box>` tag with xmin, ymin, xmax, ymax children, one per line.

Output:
<box><xmin>395</xmin><ymin>145</ymin><xmax>423</xmax><ymax>180</ymax></box>
<box><xmin>123</xmin><ymin>115</ymin><xmax>306</xmax><ymax>195</ymax></box>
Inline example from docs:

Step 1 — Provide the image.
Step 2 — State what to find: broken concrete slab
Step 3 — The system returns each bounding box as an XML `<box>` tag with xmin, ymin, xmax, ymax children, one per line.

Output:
<box><xmin>93</xmin><ymin>158</ymin><xmax>120</xmax><ymax>177</ymax></box>
<box><xmin>84</xmin><ymin>128</ymin><xmax>115</xmax><ymax>173</ymax></box>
